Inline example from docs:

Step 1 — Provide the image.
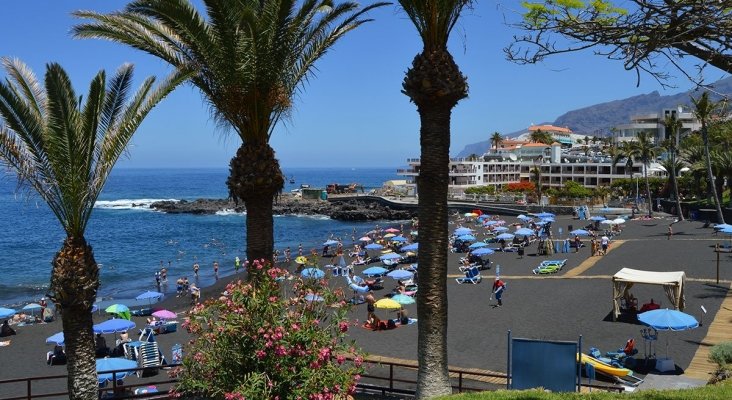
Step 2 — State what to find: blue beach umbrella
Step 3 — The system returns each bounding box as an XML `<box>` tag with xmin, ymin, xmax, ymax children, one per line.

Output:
<box><xmin>96</xmin><ymin>358</ymin><xmax>138</xmax><ymax>384</ymax></box>
<box><xmin>135</xmin><ymin>291</ymin><xmax>163</xmax><ymax>301</ymax></box>
<box><xmin>23</xmin><ymin>303</ymin><xmax>42</xmax><ymax>312</ymax></box>
<box><xmin>301</xmin><ymin>268</ymin><xmax>325</xmax><ymax>279</ymax></box>
<box><xmin>401</xmin><ymin>243</ymin><xmax>419</xmax><ymax>251</ymax></box>
<box><xmin>387</xmin><ymin>270</ymin><xmax>413</xmax><ymax>280</ymax></box>
<box><xmin>390</xmin><ymin>235</ymin><xmax>408</xmax><ymax>242</ymax></box>
<box><xmin>570</xmin><ymin>229</ymin><xmax>590</xmax><ymax>236</ymax></box>
<box><xmin>94</xmin><ymin>319</ymin><xmax>136</xmax><ymax>334</ymax></box>
<box><xmin>457</xmin><ymin>234</ymin><xmax>476</xmax><ymax>242</ymax></box>
<box><xmin>496</xmin><ymin>233</ymin><xmax>515</xmax><ymax>240</ymax></box>
<box><xmin>365</xmin><ymin>243</ymin><xmax>383</xmax><ymax>250</ymax></box>
<box><xmin>590</xmin><ymin>216</ymin><xmax>607</xmax><ymax>221</ymax></box>
<box><xmin>483</xmin><ymin>220</ymin><xmax>498</xmax><ymax>226</ymax></box>
<box><xmin>515</xmin><ymin>228</ymin><xmax>534</xmax><ymax>236</ymax></box>
<box><xmin>391</xmin><ymin>294</ymin><xmax>416</xmax><ymax>305</ymax></box>
<box><xmin>362</xmin><ymin>266</ymin><xmax>388</xmax><ymax>277</ymax></box>
<box><xmin>105</xmin><ymin>304</ymin><xmax>129</xmax><ymax>314</ymax></box>
<box><xmin>720</xmin><ymin>227</ymin><xmax>732</xmax><ymax>235</ymax></box>
<box><xmin>469</xmin><ymin>242</ymin><xmax>488</xmax><ymax>249</ymax></box>
<box><xmin>517</xmin><ymin>214</ymin><xmax>526</xmax><ymax>219</ymax></box>
<box><xmin>638</xmin><ymin>309</ymin><xmax>699</xmax><ymax>331</ymax></box>
<box><xmin>323</xmin><ymin>240</ymin><xmax>339</xmax><ymax>246</ymax></box>
<box><xmin>535</xmin><ymin>212</ymin><xmax>555</xmax><ymax>218</ymax></box>
<box><xmin>454</xmin><ymin>227</ymin><xmax>473</xmax><ymax>236</ymax></box>
<box><xmin>472</xmin><ymin>248</ymin><xmax>495</xmax><ymax>256</ymax></box>
<box><xmin>535</xmin><ymin>221</ymin><xmax>549</xmax><ymax>226</ymax></box>
<box><xmin>380</xmin><ymin>253</ymin><xmax>402</xmax><ymax>261</ymax></box>
<box><xmin>714</xmin><ymin>223</ymin><xmax>732</xmax><ymax>231</ymax></box>
<box><xmin>0</xmin><ymin>307</ymin><xmax>16</xmax><ymax>319</ymax></box>
<box><xmin>407</xmin><ymin>263</ymin><xmax>418</xmax><ymax>271</ymax></box>
<box><xmin>541</xmin><ymin>217</ymin><xmax>555</xmax><ymax>223</ymax></box>
<box><xmin>46</xmin><ymin>332</ymin><xmax>65</xmax><ymax>345</ymax></box>
<box><xmin>493</xmin><ymin>226</ymin><xmax>509</xmax><ymax>233</ymax></box>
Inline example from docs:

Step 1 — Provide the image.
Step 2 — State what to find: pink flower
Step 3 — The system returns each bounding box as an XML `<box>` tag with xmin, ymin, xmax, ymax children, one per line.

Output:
<box><xmin>224</xmin><ymin>392</ymin><xmax>244</xmax><ymax>400</ymax></box>
<box><xmin>338</xmin><ymin>321</ymin><xmax>348</xmax><ymax>333</ymax></box>
<box><xmin>354</xmin><ymin>356</ymin><xmax>363</xmax><ymax>367</ymax></box>
<box><xmin>256</xmin><ymin>350</ymin><xmax>266</xmax><ymax>359</ymax></box>
<box><xmin>336</xmin><ymin>355</ymin><xmax>345</xmax><ymax>365</ymax></box>
<box><xmin>291</xmin><ymin>323</ymin><xmax>300</xmax><ymax>331</ymax></box>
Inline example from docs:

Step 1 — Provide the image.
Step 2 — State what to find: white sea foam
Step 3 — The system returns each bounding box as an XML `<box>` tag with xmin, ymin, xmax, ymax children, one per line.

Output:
<box><xmin>94</xmin><ymin>198</ymin><xmax>179</xmax><ymax>211</ymax></box>
<box><xmin>274</xmin><ymin>213</ymin><xmax>331</xmax><ymax>220</ymax></box>
<box><xmin>215</xmin><ymin>209</ymin><xmax>246</xmax><ymax>216</ymax></box>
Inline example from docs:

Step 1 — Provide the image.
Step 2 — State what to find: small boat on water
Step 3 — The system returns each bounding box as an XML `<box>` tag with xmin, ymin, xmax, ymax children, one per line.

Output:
<box><xmin>289</xmin><ymin>175</ymin><xmax>295</xmax><ymax>184</ymax></box>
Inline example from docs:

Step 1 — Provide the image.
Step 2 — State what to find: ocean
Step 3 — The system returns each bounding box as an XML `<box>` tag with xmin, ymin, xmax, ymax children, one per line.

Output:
<box><xmin>0</xmin><ymin>167</ymin><xmax>401</xmax><ymax>307</ymax></box>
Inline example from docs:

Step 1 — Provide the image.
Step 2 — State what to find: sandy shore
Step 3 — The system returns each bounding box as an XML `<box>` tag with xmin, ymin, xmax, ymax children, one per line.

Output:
<box><xmin>2</xmin><ymin>213</ymin><xmax>731</xmax><ymax>397</ymax></box>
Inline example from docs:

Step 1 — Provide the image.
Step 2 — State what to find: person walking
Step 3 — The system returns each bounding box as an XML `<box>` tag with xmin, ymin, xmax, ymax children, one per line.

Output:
<box><xmin>234</xmin><ymin>256</ymin><xmax>241</xmax><ymax>273</ymax></box>
<box><xmin>574</xmin><ymin>235</ymin><xmax>581</xmax><ymax>253</ymax></box>
<box><xmin>492</xmin><ymin>277</ymin><xmax>506</xmax><ymax>307</ymax></box>
<box><xmin>193</xmin><ymin>262</ymin><xmax>199</xmax><ymax>277</ymax></box>
<box><xmin>213</xmin><ymin>261</ymin><xmax>219</xmax><ymax>276</ymax></box>
<box><xmin>667</xmin><ymin>225</ymin><xmax>673</xmax><ymax>240</ymax></box>
<box><xmin>590</xmin><ymin>238</ymin><xmax>597</xmax><ymax>257</ymax></box>
<box><xmin>600</xmin><ymin>235</ymin><xmax>609</xmax><ymax>255</ymax></box>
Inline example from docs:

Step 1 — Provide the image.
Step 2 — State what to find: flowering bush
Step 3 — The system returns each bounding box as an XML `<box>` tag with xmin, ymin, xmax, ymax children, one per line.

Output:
<box><xmin>172</xmin><ymin>260</ymin><xmax>363</xmax><ymax>400</ymax></box>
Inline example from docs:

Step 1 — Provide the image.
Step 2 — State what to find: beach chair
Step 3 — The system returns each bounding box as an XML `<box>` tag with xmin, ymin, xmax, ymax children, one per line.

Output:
<box><xmin>532</xmin><ymin>259</ymin><xmax>567</xmax><ymax>274</ymax></box>
<box><xmin>137</xmin><ymin>341</ymin><xmax>164</xmax><ymax>377</ymax></box>
<box><xmin>456</xmin><ymin>266</ymin><xmax>481</xmax><ymax>284</ymax></box>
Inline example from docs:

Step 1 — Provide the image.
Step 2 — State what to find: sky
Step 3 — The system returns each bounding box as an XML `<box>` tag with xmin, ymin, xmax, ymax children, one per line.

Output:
<box><xmin>0</xmin><ymin>1</ymin><xmax>727</xmax><ymax>169</ymax></box>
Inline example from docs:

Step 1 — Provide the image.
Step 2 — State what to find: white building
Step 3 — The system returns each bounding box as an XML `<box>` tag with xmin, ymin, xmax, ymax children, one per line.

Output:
<box><xmin>613</xmin><ymin>107</ymin><xmax>700</xmax><ymax>145</ymax></box>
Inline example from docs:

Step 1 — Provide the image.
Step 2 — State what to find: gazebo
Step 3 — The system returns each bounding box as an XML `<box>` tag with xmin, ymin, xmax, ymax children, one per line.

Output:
<box><xmin>612</xmin><ymin>268</ymin><xmax>686</xmax><ymax>321</ymax></box>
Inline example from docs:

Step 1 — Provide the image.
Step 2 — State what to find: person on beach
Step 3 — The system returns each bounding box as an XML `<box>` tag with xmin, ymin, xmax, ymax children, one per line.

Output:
<box><xmin>39</xmin><ymin>297</ymin><xmax>47</xmax><ymax>318</ymax></box>
<box><xmin>284</xmin><ymin>247</ymin><xmax>291</xmax><ymax>264</ymax></box>
<box><xmin>574</xmin><ymin>235</ymin><xmax>581</xmax><ymax>252</ymax></box>
<box><xmin>590</xmin><ymin>238</ymin><xmax>597</xmax><ymax>257</ymax></box>
<box><xmin>234</xmin><ymin>256</ymin><xmax>241</xmax><ymax>273</ymax></box>
<box><xmin>193</xmin><ymin>262</ymin><xmax>199</xmax><ymax>277</ymax></box>
<box><xmin>0</xmin><ymin>320</ymin><xmax>16</xmax><ymax>337</ymax></box>
<box><xmin>213</xmin><ymin>261</ymin><xmax>219</xmax><ymax>276</ymax></box>
<box><xmin>492</xmin><ymin>277</ymin><xmax>506</xmax><ymax>307</ymax></box>
<box><xmin>298</xmin><ymin>243</ymin><xmax>303</xmax><ymax>256</ymax></box>
<box><xmin>155</xmin><ymin>270</ymin><xmax>161</xmax><ymax>286</ymax></box>
<box><xmin>161</xmin><ymin>265</ymin><xmax>168</xmax><ymax>282</ymax></box>
<box><xmin>600</xmin><ymin>235</ymin><xmax>609</xmax><ymax>255</ymax></box>
<box><xmin>183</xmin><ymin>277</ymin><xmax>190</xmax><ymax>293</ymax></box>
<box><xmin>190</xmin><ymin>284</ymin><xmax>201</xmax><ymax>304</ymax></box>
<box><xmin>176</xmin><ymin>277</ymin><xmax>184</xmax><ymax>297</ymax></box>
<box><xmin>667</xmin><ymin>225</ymin><xmax>673</xmax><ymax>240</ymax></box>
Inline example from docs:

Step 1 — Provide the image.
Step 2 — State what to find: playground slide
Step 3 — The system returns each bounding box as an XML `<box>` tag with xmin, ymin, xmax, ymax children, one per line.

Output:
<box><xmin>577</xmin><ymin>354</ymin><xmax>632</xmax><ymax>377</ymax></box>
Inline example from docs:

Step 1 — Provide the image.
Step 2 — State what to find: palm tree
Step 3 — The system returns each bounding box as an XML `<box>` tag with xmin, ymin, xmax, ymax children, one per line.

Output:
<box><xmin>692</xmin><ymin>93</ymin><xmax>726</xmax><ymax>224</ymax></box>
<box><xmin>630</xmin><ymin>132</ymin><xmax>659</xmax><ymax>217</ymax></box>
<box><xmin>0</xmin><ymin>59</ymin><xmax>183</xmax><ymax>400</ymax></box>
<box><xmin>663</xmin><ymin>115</ymin><xmax>684</xmax><ymax>220</ymax></box>
<box><xmin>530</xmin><ymin>129</ymin><xmax>552</xmax><ymax>144</ymax></box>
<box><xmin>74</xmin><ymin>0</ymin><xmax>387</xmax><ymax>265</ymax></box>
<box><xmin>712</xmin><ymin>150</ymin><xmax>732</xmax><ymax>208</ymax></box>
<box><xmin>398</xmin><ymin>0</ymin><xmax>470</xmax><ymax>398</ymax></box>
<box><xmin>531</xmin><ymin>166</ymin><xmax>542</xmax><ymax>202</ymax></box>
<box><xmin>491</xmin><ymin>131</ymin><xmax>502</xmax><ymax>153</ymax></box>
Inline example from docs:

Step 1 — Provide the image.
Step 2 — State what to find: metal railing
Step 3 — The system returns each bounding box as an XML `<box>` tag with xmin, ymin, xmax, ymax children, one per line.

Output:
<box><xmin>0</xmin><ymin>364</ymin><xmax>180</xmax><ymax>400</ymax></box>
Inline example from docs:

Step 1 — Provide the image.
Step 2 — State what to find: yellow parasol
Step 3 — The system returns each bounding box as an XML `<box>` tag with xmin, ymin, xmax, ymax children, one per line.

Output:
<box><xmin>374</xmin><ymin>298</ymin><xmax>401</xmax><ymax>310</ymax></box>
<box><xmin>295</xmin><ymin>256</ymin><xmax>308</xmax><ymax>265</ymax></box>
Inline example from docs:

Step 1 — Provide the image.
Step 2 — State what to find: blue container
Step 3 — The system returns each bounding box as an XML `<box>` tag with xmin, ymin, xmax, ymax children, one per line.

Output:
<box><xmin>320</xmin><ymin>191</ymin><xmax>328</xmax><ymax>200</ymax></box>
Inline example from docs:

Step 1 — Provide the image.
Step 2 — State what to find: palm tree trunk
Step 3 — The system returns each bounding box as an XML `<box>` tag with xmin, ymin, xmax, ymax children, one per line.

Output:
<box><xmin>415</xmin><ymin>104</ymin><xmax>452</xmax><ymax>399</ymax></box>
<box><xmin>702</xmin><ymin>126</ymin><xmax>726</xmax><ymax>224</ymax></box>
<box><xmin>644</xmin><ymin>167</ymin><xmax>653</xmax><ymax>217</ymax></box>
<box><xmin>670</xmin><ymin>164</ymin><xmax>684</xmax><ymax>220</ymax></box>
<box><xmin>50</xmin><ymin>238</ymin><xmax>99</xmax><ymax>400</ymax></box>
<box><xmin>245</xmin><ymin>194</ymin><xmax>275</xmax><ymax>266</ymax></box>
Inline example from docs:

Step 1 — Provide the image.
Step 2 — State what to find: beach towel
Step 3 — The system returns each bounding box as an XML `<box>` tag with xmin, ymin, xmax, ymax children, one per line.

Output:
<box><xmin>0</xmin><ymin>340</ymin><xmax>10</xmax><ymax>347</ymax></box>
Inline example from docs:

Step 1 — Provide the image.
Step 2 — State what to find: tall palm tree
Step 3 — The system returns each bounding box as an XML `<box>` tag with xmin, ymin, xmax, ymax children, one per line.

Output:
<box><xmin>398</xmin><ymin>1</ymin><xmax>470</xmax><ymax>398</ymax></box>
<box><xmin>692</xmin><ymin>93</ymin><xmax>726</xmax><ymax>224</ymax></box>
<box><xmin>0</xmin><ymin>59</ymin><xmax>184</xmax><ymax>400</ymax></box>
<box><xmin>629</xmin><ymin>132</ymin><xmax>659</xmax><ymax>217</ymax></box>
<box><xmin>663</xmin><ymin>115</ymin><xmax>684</xmax><ymax>220</ymax></box>
<box><xmin>74</xmin><ymin>0</ymin><xmax>387</xmax><ymax>265</ymax></box>
<box><xmin>712</xmin><ymin>149</ymin><xmax>732</xmax><ymax>208</ymax></box>
<box><xmin>491</xmin><ymin>131</ymin><xmax>502</xmax><ymax>153</ymax></box>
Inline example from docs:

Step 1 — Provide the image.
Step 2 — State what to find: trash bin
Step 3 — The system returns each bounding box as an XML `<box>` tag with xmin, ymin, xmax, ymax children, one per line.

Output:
<box><xmin>320</xmin><ymin>191</ymin><xmax>328</xmax><ymax>200</ymax></box>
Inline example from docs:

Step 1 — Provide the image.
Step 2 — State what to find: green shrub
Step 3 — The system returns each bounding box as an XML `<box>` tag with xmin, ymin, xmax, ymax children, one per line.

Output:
<box><xmin>172</xmin><ymin>259</ymin><xmax>363</xmax><ymax>399</ymax></box>
<box><xmin>710</xmin><ymin>342</ymin><xmax>732</xmax><ymax>366</ymax></box>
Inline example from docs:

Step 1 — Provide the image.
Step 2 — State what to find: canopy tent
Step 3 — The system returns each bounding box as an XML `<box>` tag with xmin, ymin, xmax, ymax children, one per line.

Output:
<box><xmin>612</xmin><ymin>268</ymin><xmax>686</xmax><ymax>321</ymax></box>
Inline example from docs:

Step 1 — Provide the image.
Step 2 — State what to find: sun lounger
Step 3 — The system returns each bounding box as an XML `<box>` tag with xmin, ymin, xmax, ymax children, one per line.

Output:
<box><xmin>456</xmin><ymin>266</ymin><xmax>481</xmax><ymax>284</ymax></box>
<box><xmin>532</xmin><ymin>259</ymin><xmax>567</xmax><ymax>274</ymax></box>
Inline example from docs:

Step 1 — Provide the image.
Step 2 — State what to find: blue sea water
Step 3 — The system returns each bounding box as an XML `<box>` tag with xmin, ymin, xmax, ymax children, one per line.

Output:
<box><xmin>0</xmin><ymin>167</ymin><xmax>400</xmax><ymax>307</ymax></box>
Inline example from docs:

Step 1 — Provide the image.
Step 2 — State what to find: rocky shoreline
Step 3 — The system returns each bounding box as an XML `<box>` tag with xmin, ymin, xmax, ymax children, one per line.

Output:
<box><xmin>149</xmin><ymin>196</ymin><xmax>416</xmax><ymax>221</ymax></box>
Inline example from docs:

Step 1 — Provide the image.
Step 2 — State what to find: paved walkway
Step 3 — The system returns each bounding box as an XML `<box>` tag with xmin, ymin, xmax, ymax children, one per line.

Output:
<box><xmin>683</xmin><ymin>282</ymin><xmax>732</xmax><ymax>381</ymax></box>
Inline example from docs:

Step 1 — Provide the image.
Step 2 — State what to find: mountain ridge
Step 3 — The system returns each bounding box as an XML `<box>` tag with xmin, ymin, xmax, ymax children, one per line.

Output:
<box><xmin>456</xmin><ymin>76</ymin><xmax>732</xmax><ymax>157</ymax></box>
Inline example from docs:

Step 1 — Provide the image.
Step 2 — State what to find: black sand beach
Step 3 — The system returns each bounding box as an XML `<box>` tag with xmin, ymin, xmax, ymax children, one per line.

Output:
<box><xmin>2</xmin><ymin>214</ymin><xmax>731</xmax><ymax>398</ymax></box>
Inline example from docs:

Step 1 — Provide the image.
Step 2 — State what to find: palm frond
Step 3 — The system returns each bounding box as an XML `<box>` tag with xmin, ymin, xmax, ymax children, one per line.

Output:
<box><xmin>398</xmin><ymin>0</ymin><xmax>471</xmax><ymax>51</ymax></box>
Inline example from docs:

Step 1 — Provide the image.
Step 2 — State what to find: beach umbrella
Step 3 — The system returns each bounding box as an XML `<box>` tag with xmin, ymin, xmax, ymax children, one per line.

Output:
<box><xmin>305</xmin><ymin>293</ymin><xmax>324</xmax><ymax>302</ymax></box>
<box><xmin>464</xmin><ymin>212</ymin><xmax>477</xmax><ymax>217</ymax></box>
<box><xmin>612</xmin><ymin>218</ymin><xmax>626</xmax><ymax>225</ymax></box>
<box><xmin>714</xmin><ymin>223</ymin><xmax>732</xmax><ymax>231</ymax></box>
<box><xmin>517</xmin><ymin>214</ymin><xmax>527</xmax><ymax>219</ymax></box>
<box><xmin>535</xmin><ymin>212</ymin><xmax>555</xmax><ymax>218</ymax></box>
<box><xmin>570</xmin><ymin>229</ymin><xmax>590</xmax><ymax>236</ymax></box>
<box><xmin>469</xmin><ymin>242</ymin><xmax>488</xmax><ymax>249</ymax></box>
<box><xmin>359</xmin><ymin>236</ymin><xmax>372</xmax><ymax>242</ymax></box>
<box><xmin>93</xmin><ymin>319</ymin><xmax>136</xmax><ymax>334</ymax></box>
<box><xmin>541</xmin><ymin>217</ymin><xmax>555</xmax><ymax>223</ymax></box>
<box><xmin>493</xmin><ymin>226</ymin><xmax>509</xmax><ymax>233</ymax></box>
<box><xmin>383</xmin><ymin>233</ymin><xmax>396</xmax><ymax>239</ymax></box>
<box><xmin>386</xmin><ymin>270</ymin><xmax>413</xmax><ymax>280</ymax></box>
<box><xmin>323</xmin><ymin>240</ymin><xmax>339</xmax><ymax>246</ymax></box>
<box><xmin>385</xmin><ymin>228</ymin><xmax>400</xmax><ymax>233</ymax></box>
<box><xmin>472</xmin><ymin>248</ymin><xmax>495</xmax><ymax>256</ymax></box>
<box><xmin>495</xmin><ymin>220</ymin><xmax>506</xmax><ymax>225</ymax></box>
<box><xmin>363</xmin><ymin>266</ymin><xmax>388</xmax><ymax>277</ymax></box>
<box><xmin>477</xmin><ymin>214</ymin><xmax>490</xmax><ymax>220</ymax></box>
<box><xmin>407</xmin><ymin>263</ymin><xmax>418</xmax><ymax>271</ymax></box>
<box><xmin>496</xmin><ymin>233</ymin><xmax>515</xmax><ymax>240</ymax></box>
<box><xmin>91</xmin><ymin>304</ymin><xmax>99</xmax><ymax>313</ymax></box>
<box><xmin>374</xmin><ymin>298</ymin><xmax>401</xmax><ymax>310</ymax></box>
<box><xmin>0</xmin><ymin>307</ymin><xmax>16</xmax><ymax>319</ymax></box>
<box><xmin>457</xmin><ymin>234</ymin><xmax>476</xmax><ymax>242</ymax></box>
<box><xmin>590</xmin><ymin>216</ymin><xmax>607</xmax><ymax>221</ymax></box>
<box><xmin>380</xmin><ymin>253</ymin><xmax>402</xmax><ymax>261</ymax></box>
<box><xmin>136</xmin><ymin>290</ymin><xmax>163</xmax><ymax>301</ymax></box>
<box><xmin>515</xmin><ymin>228</ymin><xmax>534</xmax><ymax>236</ymax></box>
<box><xmin>535</xmin><ymin>220</ymin><xmax>548</xmax><ymax>226</ymax></box>
<box><xmin>152</xmin><ymin>309</ymin><xmax>177</xmax><ymax>320</ymax></box>
<box><xmin>638</xmin><ymin>309</ymin><xmax>699</xmax><ymax>331</ymax></box>
<box><xmin>301</xmin><ymin>268</ymin><xmax>325</xmax><ymax>279</ymax></box>
<box><xmin>483</xmin><ymin>220</ymin><xmax>498</xmax><ymax>226</ymax></box>
<box><xmin>454</xmin><ymin>227</ymin><xmax>473</xmax><ymax>236</ymax></box>
<box><xmin>22</xmin><ymin>303</ymin><xmax>42</xmax><ymax>312</ymax></box>
<box><xmin>600</xmin><ymin>219</ymin><xmax>614</xmax><ymax>226</ymax></box>
<box><xmin>366</xmin><ymin>230</ymin><xmax>379</xmax><ymax>235</ymax></box>
<box><xmin>365</xmin><ymin>243</ymin><xmax>383</xmax><ymax>250</ymax></box>
<box><xmin>105</xmin><ymin>304</ymin><xmax>129</xmax><ymax>314</ymax></box>
<box><xmin>295</xmin><ymin>256</ymin><xmax>308</xmax><ymax>265</ymax></box>
<box><xmin>391</xmin><ymin>294</ymin><xmax>416</xmax><ymax>305</ymax></box>
<box><xmin>96</xmin><ymin>358</ymin><xmax>138</xmax><ymax>384</ymax></box>
<box><xmin>401</xmin><ymin>243</ymin><xmax>419</xmax><ymax>251</ymax></box>
<box><xmin>390</xmin><ymin>235</ymin><xmax>408</xmax><ymax>242</ymax></box>
<box><xmin>46</xmin><ymin>332</ymin><xmax>65</xmax><ymax>345</ymax></box>
<box><xmin>720</xmin><ymin>227</ymin><xmax>732</xmax><ymax>235</ymax></box>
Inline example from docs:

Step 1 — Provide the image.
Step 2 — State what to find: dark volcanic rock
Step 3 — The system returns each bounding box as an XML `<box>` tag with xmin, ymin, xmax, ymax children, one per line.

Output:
<box><xmin>150</xmin><ymin>197</ymin><xmax>416</xmax><ymax>221</ymax></box>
